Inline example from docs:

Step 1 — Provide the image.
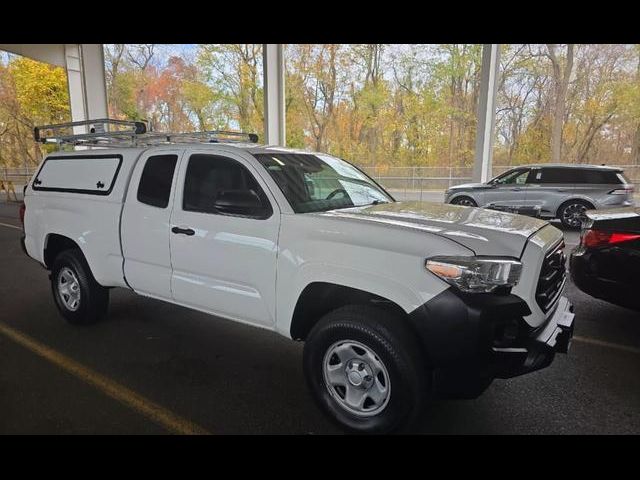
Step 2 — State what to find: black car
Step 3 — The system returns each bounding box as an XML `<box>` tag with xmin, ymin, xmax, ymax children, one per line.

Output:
<box><xmin>570</xmin><ymin>207</ymin><xmax>640</xmax><ymax>311</ymax></box>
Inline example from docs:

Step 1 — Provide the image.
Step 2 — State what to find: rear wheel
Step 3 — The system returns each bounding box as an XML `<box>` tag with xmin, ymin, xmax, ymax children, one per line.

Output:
<box><xmin>450</xmin><ymin>196</ymin><xmax>477</xmax><ymax>207</ymax></box>
<box><xmin>303</xmin><ymin>305</ymin><xmax>429</xmax><ymax>434</ymax></box>
<box><xmin>558</xmin><ymin>200</ymin><xmax>592</xmax><ymax>229</ymax></box>
<box><xmin>51</xmin><ymin>249</ymin><xmax>109</xmax><ymax>325</ymax></box>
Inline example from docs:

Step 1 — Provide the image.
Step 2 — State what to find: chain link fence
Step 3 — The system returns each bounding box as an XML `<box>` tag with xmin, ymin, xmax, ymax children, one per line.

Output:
<box><xmin>2</xmin><ymin>164</ymin><xmax>640</xmax><ymax>203</ymax></box>
<box><xmin>1</xmin><ymin>166</ymin><xmax>34</xmax><ymax>202</ymax></box>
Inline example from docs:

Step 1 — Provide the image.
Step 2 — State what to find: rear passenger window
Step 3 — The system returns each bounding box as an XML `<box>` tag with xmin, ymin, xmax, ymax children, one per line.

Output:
<box><xmin>539</xmin><ymin>168</ymin><xmax>624</xmax><ymax>184</ymax></box>
<box><xmin>137</xmin><ymin>155</ymin><xmax>178</xmax><ymax>208</ymax></box>
<box><xmin>539</xmin><ymin>168</ymin><xmax>579</xmax><ymax>183</ymax></box>
<box><xmin>582</xmin><ymin>170</ymin><xmax>623</xmax><ymax>184</ymax></box>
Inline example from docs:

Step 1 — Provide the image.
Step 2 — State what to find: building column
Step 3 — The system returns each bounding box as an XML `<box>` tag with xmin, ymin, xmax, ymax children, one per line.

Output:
<box><xmin>473</xmin><ymin>44</ymin><xmax>501</xmax><ymax>183</ymax></box>
<box><xmin>64</xmin><ymin>44</ymin><xmax>108</xmax><ymax>134</ymax></box>
<box><xmin>263</xmin><ymin>44</ymin><xmax>286</xmax><ymax>146</ymax></box>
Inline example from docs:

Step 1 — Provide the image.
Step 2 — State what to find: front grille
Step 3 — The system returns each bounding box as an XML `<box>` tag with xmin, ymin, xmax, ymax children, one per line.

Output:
<box><xmin>536</xmin><ymin>240</ymin><xmax>567</xmax><ymax>312</ymax></box>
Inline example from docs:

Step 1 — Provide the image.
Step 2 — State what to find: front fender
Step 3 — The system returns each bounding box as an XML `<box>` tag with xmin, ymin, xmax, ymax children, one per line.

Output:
<box><xmin>275</xmin><ymin>260</ymin><xmax>449</xmax><ymax>338</ymax></box>
<box><xmin>448</xmin><ymin>190</ymin><xmax>481</xmax><ymax>205</ymax></box>
<box><xmin>275</xmin><ymin>213</ymin><xmax>474</xmax><ymax>338</ymax></box>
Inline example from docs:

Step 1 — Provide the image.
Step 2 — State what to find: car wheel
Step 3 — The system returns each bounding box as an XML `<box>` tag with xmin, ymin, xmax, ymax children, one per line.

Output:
<box><xmin>303</xmin><ymin>305</ymin><xmax>429</xmax><ymax>434</ymax></box>
<box><xmin>558</xmin><ymin>200</ymin><xmax>592</xmax><ymax>229</ymax></box>
<box><xmin>51</xmin><ymin>249</ymin><xmax>109</xmax><ymax>325</ymax></box>
<box><xmin>451</xmin><ymin>196</ymin><xmax>477</xmax><ymax>207</ymax></box>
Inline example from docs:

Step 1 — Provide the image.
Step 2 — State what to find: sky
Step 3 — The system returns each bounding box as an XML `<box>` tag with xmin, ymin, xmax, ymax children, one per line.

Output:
<box><xmin>154</xmin><ymin>44</ymin><xmax>198</xmax><ymax>63</ymax></box>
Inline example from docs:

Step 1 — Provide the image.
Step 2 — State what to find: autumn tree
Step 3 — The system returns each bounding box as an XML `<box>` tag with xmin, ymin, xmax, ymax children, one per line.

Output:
<box><xmin>196</xmin><ymin>44</ymin><xmax>264</xmax><ymax>135</ymax></box>
<box><xmin>286</xmin><ymin>44</ymin><xmax>347</xmax><ymax>152</ymax></box>
<box><xmin>3</xmin><ymin>43</ymin><xmax>639</xmax><ymax>179</ymax></box>
<box><xmin>0</xmin><ymin>55</ymin><xmax>70</xmax><ymax>167</ymax></box>
<box><xmin>546</xmin><ymin>44</ymin><xmax>575</xmax><ymax>162</ymax></box>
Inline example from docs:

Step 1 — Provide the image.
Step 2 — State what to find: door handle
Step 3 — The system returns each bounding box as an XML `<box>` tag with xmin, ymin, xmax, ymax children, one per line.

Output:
<box><xmin>171</xmin><ymin>226</ymin><xmax>195</xmax><ymax>236</ymax></box>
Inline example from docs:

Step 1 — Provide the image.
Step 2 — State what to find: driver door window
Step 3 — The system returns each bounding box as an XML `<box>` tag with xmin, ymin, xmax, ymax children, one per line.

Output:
<box><xmin>495</xmin><ymin>169</ymin><xmax>530</xmax><ymax>185</ymax></box>
<box><xmin>485</xmin><ymin>168</ymin><xmax>531</xmax><ymax>207</ymax></box>
<box><xmin>183</xmin><ymin>154</ymin><xmax>271</xmax><ymax>219</ymax></box>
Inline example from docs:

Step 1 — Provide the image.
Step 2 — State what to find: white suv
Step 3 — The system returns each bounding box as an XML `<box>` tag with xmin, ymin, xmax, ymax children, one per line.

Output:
<box><xmin>21</xmin><ymin>121</ymin><xmax>575</xmax><ymax>433</ymax></box>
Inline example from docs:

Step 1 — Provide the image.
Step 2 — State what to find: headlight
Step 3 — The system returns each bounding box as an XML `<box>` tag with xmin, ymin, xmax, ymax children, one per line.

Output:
<box><xmin>425</xmin><ymin>256</ymin><xmax>522</xmax><ymax>293</ymax></box>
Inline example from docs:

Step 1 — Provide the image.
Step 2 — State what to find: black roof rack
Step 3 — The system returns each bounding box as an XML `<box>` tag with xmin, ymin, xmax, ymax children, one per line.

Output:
<box><xmin>34</xmin><ymin>119</ymin><xmax>259</xmax><ymax>147</ymax></box>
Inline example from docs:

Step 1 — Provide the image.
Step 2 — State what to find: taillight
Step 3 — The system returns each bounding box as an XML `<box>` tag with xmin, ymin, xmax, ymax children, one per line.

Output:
<box><xmin>582</xmin><ymin>229</ymin><xmax>640</xmax><ymax>248</ymax></box>
<box><xmin>608</xmin><ymin>186</ymin><xmax>634</xmax><ymax>195</ymax></box>
<box><xmin>19</xmin><ymin>202</ymin><xmax>25</xmax><ymax>226</ymax></box>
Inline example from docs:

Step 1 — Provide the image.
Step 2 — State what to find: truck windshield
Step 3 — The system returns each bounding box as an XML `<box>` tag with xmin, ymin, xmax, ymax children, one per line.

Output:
<box><xmin>253</xmin><ymin>153</ymin><xmax>393</xmax><ymax>213</ymax></box>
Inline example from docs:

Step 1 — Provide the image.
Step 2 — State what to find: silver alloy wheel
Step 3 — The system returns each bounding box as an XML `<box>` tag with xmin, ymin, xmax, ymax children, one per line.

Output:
<box><xmin>454</xmin><ymin>197</ymin><xmax>475</xmax><ymax>207</ymax></box>
<box><xmin>57</xmin><ymin>267</ymin><xmax>81</xmax><ymax>311</ymax></box>
<box><xmin>322</xmin><ymin>340</ymin><xmax>391</xmax><ymax>417</ymax></box>
<box><xmin>562</xmin><ymin>203</ymin><xmax>587</xmax><ymax>228</ymax></box>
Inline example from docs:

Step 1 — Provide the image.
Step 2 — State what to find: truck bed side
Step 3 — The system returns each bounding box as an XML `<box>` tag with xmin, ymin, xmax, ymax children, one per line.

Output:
<box><xmin>23</xmin><ymin>148</ymin><xmax>145</xmax><ymax>287</ymax></box>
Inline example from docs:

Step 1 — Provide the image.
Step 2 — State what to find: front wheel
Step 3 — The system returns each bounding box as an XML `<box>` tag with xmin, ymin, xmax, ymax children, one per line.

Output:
<box><xmin>303</xmin><ymin>305</ymin><xmax>429</xmax><ymax>434</ymax></box>
<box><xmin>450</xmin><ymin>196</ymin><xmax>477</xmax><ymax>207</ymax></box>
<box><xmin>51</xmin><ymin>249</ymin><xmax>109</xmax><ymax>325</ymax></box>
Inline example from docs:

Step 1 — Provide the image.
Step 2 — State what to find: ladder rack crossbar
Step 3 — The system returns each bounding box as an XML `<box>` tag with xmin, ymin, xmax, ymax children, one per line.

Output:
<box><xmin>34</xmin><ymin>118</ymin><xmax>146</xmax><ymax>143</ymax></box>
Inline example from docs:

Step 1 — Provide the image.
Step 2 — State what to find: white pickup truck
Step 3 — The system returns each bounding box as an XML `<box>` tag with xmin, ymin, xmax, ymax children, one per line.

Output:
<box><xmin>21</xmin><ymin>121</ymin><xmax>574</xmax><ymax>433</ymax></box>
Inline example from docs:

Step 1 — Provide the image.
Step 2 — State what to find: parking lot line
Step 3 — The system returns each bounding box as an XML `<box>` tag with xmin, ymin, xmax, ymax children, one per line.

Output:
<box><xmin>574</xmin><ymin>335</ymin><xmax>640</xmax><ymax>355</ymax></box>
<box><xmin>0</xmin><ymin>222</ymin><xmax>21</xmax><ymax>230</ymax></box>
<box><xmin>0</xmin><ymin>321</ymin><xmax>211</xmax><ymax>435</ymax></box>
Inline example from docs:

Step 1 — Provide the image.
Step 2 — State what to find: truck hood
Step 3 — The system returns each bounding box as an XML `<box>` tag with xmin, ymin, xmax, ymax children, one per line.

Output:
<box><xmin>321</xmin><ymin>201</ymin><xmax>550</xmax><ymax>257</ymax></box>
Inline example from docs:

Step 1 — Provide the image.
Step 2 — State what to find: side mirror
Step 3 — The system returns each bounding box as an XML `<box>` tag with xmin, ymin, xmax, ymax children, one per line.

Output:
<box><xmin>213</xmin><ymin>190</ymin><xmax>268</xmax><ymax>217</ymax></box>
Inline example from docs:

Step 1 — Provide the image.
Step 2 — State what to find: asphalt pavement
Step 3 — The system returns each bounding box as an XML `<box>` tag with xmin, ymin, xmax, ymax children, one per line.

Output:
<box><xmin>1</xmin><ymin>200</ymin><xmax>639</xmax><ymax>434</ymax></box>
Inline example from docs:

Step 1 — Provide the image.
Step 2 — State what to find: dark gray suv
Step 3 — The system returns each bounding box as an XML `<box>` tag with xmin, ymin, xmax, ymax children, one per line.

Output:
<box><xmin>445</xmin><ymin>164</ymin><xmax>635</xmax><ymax>228</ymax></box>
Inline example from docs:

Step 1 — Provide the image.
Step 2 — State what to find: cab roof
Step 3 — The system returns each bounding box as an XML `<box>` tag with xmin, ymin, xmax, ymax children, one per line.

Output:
<box><xmin>46</xmin><ymin>142</ymin><xmax>321</xmax><ymax>158</ymax></box>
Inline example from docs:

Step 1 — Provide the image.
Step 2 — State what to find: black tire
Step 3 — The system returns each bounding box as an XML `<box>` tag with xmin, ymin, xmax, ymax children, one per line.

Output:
<box><xmin>450</xmin><ymin>196</ymin><xmax>477</xmax><ymax>207</ymax></box>
<box><xmin>50</xmin><ymin>249</ymin><xmax>109</xmax><ymax>325</ymax></box>
<box><xmin>303</xmin><ymin>305</ymin><xmax>429</xmax><ymax>434</ymax></box>
<box><xmin>557</xmin><ymin>199</ymin><xmax>593</xmax><ymax>229</ymax></box>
